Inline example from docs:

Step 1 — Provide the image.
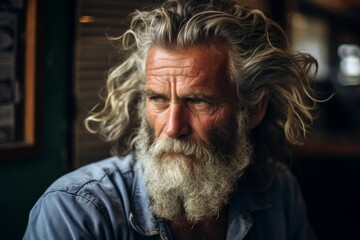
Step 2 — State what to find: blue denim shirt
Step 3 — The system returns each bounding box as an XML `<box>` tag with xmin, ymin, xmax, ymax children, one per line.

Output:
<box><xmin>24</xmin><ymin>155</ymin><xmax>316</xmax><ymax>239</ymax></box>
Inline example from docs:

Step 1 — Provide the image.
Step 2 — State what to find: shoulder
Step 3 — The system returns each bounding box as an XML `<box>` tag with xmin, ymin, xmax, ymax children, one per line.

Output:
<box><xmin>24</xmin><ymin>155</ymin><xmax>137</xmax><ymax>239</ymax></box>
<box><xmin>38</xmin><ymin>154</ymin><xmax>137</xmax><ymax>215</ymax></box>
<box><xmin>253</xmin><ymin>163</ymin><xmax>303</xmax><ymax>205</ymax></box>
<box><xmin>272</xmin><ymin>164</ymin><xmax>299</xmax><ymax>188</ymax></box>
<box><xmin>265</xmin><ymin>165</ymin><xmax>313</xmax><ymax>234</ymax></box>
<box><xmin>271</xmin><ymin>164</ymin><xmax>302</xmax><ymax>201</ymax></box>
<box><xmin>267</xmin><ymin>166</ymin><xmax>316</xmax><ymax>239</ymax></box>
<box><xmin>46</xmin><ymin>154</ymin><xmax>135</xmax><ymax>195</ymax></box>
<box><xmin>244</xmin><ymin>162</ymin><xmax>299</xmax><ymax>193</ymax></box>
<box><xmin>244</xmin><ymin>163</ymin><xmax>305</xmax><ymax>213</ymax></box>
<box><xmin>244</xmin><ymin>165</ymin><xmax>316</xmax><ymax>239</ymax></box>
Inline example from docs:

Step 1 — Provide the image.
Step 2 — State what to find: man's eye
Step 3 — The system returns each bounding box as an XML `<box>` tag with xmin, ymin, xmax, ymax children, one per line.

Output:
<box><xmin>187</xmin><ymin>97</ymin><xmax>210</xmax><ymax>105</ymax></box>
<box><xmin>189</xmin><ymin>98</ymin><xmax>204</xmax><ymax>105</ymax></box>
<box><xmin>149</xmin><ymin>96</ymin><xmax>167</xmax><ymax>104</ymax></box>
<box><xmin>186</xmin><ymin>98</ymin><xmax>214</xmax><ymax>111</ymax></box>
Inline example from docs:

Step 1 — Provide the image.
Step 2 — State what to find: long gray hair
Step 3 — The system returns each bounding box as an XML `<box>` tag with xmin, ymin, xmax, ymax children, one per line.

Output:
<box><xmin>85</xmin><ymin>0</ymin><xmax>318</xmax><ymax>164</ymax></box>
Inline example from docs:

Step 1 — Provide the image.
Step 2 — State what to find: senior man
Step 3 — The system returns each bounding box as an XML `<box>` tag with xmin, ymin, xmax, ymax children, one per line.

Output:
<box><xmin>24</xmin><ymin>0</ymin><xmax>318</xmax><ymax>239</ymax></box>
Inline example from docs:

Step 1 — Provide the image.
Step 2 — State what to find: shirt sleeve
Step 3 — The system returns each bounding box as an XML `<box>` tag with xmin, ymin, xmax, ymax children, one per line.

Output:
<box><xmin>23</xmin><ymin>190</ymin><xmax>113</xmax><ymax>240</ymax></box>
<box><xmin>281</xmin><ymin>170</ymin><xmax>317</xmax><ymax>240</ymax></box>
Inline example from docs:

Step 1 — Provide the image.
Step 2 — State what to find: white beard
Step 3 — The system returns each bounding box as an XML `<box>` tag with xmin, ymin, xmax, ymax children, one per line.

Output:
<box><xmin>135</xmin><ymin>114</ymin><xmax>252</xmax><ymax>223</ymax></box>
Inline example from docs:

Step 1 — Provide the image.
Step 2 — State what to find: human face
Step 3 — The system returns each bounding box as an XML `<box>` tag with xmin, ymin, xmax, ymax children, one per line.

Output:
<box><xmin>145</xmin><ymin>44</ymin><xmax>238</xmax><ymax>143</ymax></box>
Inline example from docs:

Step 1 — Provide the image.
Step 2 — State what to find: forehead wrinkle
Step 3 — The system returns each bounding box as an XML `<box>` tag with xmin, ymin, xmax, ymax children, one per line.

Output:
<box><xmin>146</xmin><ymin>67</ymin><xmax>204</xmax><ymax>90</ymax></box>
<box><xmin>146</xmin><ymin>68</ymin><xmax>200</xmax><ymax>76</ymax></box>
<box><xmin>146</xmin><ymin>63</ymin><xmax>201</xmax><ymax>78</ymax></box>
<box><xmin>146</xmin><ymin>48</ymin><xmax>201</xmax><ymax>78</ymax></box>
<box><xmin>146</xmin><ymin>75</ymin><xmax>205</xmax><ymax>92</ymax></box>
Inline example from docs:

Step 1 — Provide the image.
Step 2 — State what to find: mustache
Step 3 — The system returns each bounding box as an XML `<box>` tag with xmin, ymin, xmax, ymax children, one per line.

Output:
<box><xmin>149</xmin><ymin>137</ymin><xmax>215</xmax><ymax>162</ymax></box>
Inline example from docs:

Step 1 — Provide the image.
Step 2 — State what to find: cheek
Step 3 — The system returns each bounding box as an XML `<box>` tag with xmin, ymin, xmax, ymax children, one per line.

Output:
<box><xmin>145</xmin><ymin>103</ymin><xmax>164</xmax><ymax>137</ymax></box>
<box><xmin>145</xmin><ymin>105</ymin><xmax>155</xmax><ymax>127</ymax></box>
<box><xmin>142</xmin><ymin>117</ymin><xmax>156</xmax><ymax>146</ymax></box>
<box><xmin>209</xmin><ymin>107</ymin><xmax>235</xmax><ymax>127</ymax></box>
<box><xmin>193</xmin><ymin>109</ymin><xmax>233</xmax><ymax>139</ymax></box>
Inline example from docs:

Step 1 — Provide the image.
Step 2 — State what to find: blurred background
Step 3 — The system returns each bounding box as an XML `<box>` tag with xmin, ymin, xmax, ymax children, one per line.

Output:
<box><xmin>0</xmin><ymin>0</ymin><xmax>359</xmax><ymax>239</ymax></box>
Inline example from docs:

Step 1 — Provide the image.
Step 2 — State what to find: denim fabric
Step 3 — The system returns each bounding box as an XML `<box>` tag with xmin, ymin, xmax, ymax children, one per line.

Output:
<box><xmin>23</xmin><ymin>155</ymin><xmax>316</xmax><ymax>240</ymax></box>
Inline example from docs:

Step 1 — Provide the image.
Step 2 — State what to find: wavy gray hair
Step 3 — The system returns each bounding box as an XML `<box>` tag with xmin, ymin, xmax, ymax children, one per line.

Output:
<box><xmin>85</xmin><ymin>0</ymin><xmax>318</xmax><ymax>164</ymax></box>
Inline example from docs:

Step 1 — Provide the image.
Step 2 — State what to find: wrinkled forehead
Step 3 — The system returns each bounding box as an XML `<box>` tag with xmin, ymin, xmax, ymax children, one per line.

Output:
<box><xmin>145</xmin><ymin>43</ymin><xmax>231</xmax><ymax>84</ymax></box>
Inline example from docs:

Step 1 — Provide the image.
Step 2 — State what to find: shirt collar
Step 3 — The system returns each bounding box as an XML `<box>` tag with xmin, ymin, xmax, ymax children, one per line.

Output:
<box><xmin>129</xmin><ymin>161</ymin><xmax>160</xmax><ymax>236</ymax></box>
<box><xmin>230</xmin><ymin>180</ymin><xmax>272</xmax><ymax>215</ymax></box>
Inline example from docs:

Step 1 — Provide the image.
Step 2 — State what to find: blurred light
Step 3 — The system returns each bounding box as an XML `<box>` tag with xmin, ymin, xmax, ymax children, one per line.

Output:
<box><xmin>79</xmin><ymin>16</ymin><xmax>96</xmax><ymax>23</ymax></box>
<box><xmin>341</xmin><ymin>56</ymin><xmax>360</xmax><ymax>77</ymax></box>
<box><xmin>338</xmin><ymin>44</ymin><xmax>360</xmax><ymax>85</ymax></box>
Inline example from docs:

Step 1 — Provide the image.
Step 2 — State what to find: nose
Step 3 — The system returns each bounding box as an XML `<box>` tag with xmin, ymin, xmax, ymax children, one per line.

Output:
<box><xmin>164</xmin><ymin>103</ymin><xmax>191</xmax><ymax>139</ymax></box>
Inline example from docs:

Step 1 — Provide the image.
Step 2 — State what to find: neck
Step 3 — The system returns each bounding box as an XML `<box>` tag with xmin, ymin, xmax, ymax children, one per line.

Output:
<box><xmin>169</xmin><ymin>208</ymin><xmax>228</xmax><ymax>240</ymax></box>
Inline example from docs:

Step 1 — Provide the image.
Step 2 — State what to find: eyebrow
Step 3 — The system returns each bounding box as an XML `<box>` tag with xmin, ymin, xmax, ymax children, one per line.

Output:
<box><xmin>181</xmin><ymin>93</ymin><xmax>223</xmax><ymax>103</ymax></box>
<box><xmin>144</xmin><ymin>89</ymin><xmax>223</xmax><ymax>103</ymax></box>
<box><xmin>143</xmin><ymin>89</ymin><xmax>168</xmax><ymax>97</ymax></box>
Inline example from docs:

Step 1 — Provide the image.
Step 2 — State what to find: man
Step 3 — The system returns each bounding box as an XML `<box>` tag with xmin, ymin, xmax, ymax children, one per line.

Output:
<box><xmin>24</xmin><ymin>0</ymin><xmax>318</xmax><ymax>239</ymax></box>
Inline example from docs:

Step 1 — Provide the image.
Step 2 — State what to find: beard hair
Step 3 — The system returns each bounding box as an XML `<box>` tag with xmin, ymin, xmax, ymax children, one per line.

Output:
<box><xmin>135</xmin><ymin>112</ymin><xmax>252</xmax><ymax>223</ymax></box>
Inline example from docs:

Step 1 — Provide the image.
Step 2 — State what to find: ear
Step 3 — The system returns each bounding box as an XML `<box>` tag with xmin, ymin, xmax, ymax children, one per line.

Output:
<box><xmin>248</xmin><ymin>89</ymin><xmax>268</xmax><ymax>129</ymax></box>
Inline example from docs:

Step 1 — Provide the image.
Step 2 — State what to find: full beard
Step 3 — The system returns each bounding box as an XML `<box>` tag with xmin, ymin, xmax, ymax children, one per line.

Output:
<box><xmin>135</xmin><ymin>113</ymin><xmax>252</xmax><ymax>223</ymax></box>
